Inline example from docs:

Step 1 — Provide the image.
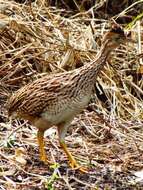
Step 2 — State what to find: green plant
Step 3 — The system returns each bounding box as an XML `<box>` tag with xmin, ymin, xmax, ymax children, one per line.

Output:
<box><xmin>45</xmin><ymin>163</ymin><xmax>60</xmax><ymax>190</ymax></box>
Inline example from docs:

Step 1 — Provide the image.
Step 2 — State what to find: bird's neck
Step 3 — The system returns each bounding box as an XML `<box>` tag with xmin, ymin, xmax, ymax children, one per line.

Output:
<box><xmin>78</xmin><ymin>41</ymin><xmax>113</xmax><ymax>89</ymax></box>
<box><xmin>88</xmin><ymin>41</ymin><xmax>112</xmax><ymax>75</ymax></box>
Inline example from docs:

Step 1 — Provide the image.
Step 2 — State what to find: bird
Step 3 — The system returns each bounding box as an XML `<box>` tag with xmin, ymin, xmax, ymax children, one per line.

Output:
<box><xmin>6</xmin><ymin>23</ymin><xmax>129</xmax><ymax>172</ymax></box>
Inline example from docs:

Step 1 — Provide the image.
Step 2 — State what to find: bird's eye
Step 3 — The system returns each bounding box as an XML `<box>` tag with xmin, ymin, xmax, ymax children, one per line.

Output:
<box><xmin>116</xmin><ymin>37</ymin><xmax>123</xmax><ymax>42</ymax></box>
<box><xmin>115</xmin><ymin>36</ymin><xmax>120</xmax><ymax>40</ymax></box>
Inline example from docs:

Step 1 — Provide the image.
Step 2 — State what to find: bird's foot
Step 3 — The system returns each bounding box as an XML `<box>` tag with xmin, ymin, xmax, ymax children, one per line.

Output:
<box><xmin>69</xmin><ymin>159</ymin><xmax>88</xmax><ymax>173</ymax></box>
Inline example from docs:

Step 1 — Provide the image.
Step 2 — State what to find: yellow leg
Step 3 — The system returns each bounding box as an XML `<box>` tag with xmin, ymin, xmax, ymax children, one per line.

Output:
<box><xmin>58</xmin><ymin>124</ymin><xmax>88</xmax><ymax>173</ymax></box>
<box><xmin>59</xmin><ymin>141</ymin><xmax>88</xmax><ymax>173</ymax></box>
<box><xmin>59</xmin><ymin>141</ymin><xmax>78</xmax><ymax>167</ymax></box>
<box><xmin>37</xmin><ymin>129</ymin><xmax>47</xmax><ymax>163</ymax></box>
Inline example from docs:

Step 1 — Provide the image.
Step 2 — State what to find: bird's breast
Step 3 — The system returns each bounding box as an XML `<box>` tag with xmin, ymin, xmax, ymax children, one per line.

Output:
<box><xmin>41</xmin><ymin>93</ymin><xmax>91</xmax><ymax>124</ymax></box>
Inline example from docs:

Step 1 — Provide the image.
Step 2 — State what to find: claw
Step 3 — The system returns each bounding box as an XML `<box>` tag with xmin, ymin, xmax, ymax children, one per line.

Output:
<box><xmin>70</xmin><ymin>159</ymin><xmax>88</xmax><ymax>173</ymax></box>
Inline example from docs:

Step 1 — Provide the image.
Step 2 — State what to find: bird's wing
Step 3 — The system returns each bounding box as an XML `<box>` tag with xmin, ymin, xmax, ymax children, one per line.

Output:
<box><xmin>7</xmin><ymin>73</ymin><xmax>71</xmax><ymax>117</ymax></box>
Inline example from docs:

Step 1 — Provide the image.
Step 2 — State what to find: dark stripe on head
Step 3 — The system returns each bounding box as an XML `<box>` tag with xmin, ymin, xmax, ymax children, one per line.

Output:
<box><xmin>110</xmin><ymin>24</ymin><xmax>125</xmax><ymax>36</ymax></box>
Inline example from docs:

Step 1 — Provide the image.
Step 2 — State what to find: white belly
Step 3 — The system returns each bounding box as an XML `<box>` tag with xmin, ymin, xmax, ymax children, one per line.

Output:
<box><xmin>41</xmin><ymin>94</ymin><xmax>91</xmax><ymax>124</ymax></box>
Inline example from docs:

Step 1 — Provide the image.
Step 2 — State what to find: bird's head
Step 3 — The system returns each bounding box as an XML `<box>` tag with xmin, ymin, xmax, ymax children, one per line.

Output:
<box><xmin>102</xmin><ymin>23</ymin><xmax>130</xmax><ymax>49</ymax></box>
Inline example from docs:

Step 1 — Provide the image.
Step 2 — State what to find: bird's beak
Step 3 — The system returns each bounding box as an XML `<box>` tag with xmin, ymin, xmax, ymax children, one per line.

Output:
<box><xmin>126</xmin><ymin>37</ymin><xmax>136</xmax><ymax>43</ymax></box>
<box><xmin>125</xmin><ymin>31</ymin><xmax>136</xmax><ymax>43</ymax></box>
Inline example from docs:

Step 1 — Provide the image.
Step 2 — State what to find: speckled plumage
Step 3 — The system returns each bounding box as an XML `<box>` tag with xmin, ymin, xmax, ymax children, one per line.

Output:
<box><xmin>6</xmin><ymin>24</ymin><xmax>128</xmax><ymax>172</ymax></box>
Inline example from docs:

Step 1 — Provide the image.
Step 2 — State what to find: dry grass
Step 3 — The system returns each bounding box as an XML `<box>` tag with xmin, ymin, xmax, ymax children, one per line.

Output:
<box><xmin>0</xmin><ymin>0</ymin><xmax>143</xmax><ymax>189</ymax></box>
